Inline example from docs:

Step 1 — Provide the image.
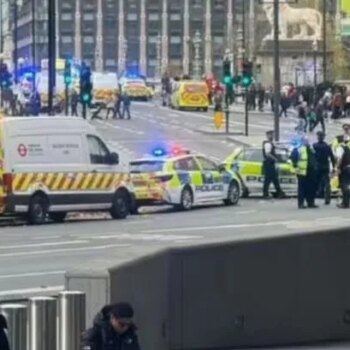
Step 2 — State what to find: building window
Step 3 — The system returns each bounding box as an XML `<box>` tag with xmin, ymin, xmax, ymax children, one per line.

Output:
<box><xmin>83</xmin><ymin>13</ymin><xmax>94</xmax><ymax>21</ymax></box>
<box><xmin>170</xmin><ymin>36</ymin><xmax>181</xmax><ymax>44</ymax></box>
<box><xmin>213</xmin><ymin>0</ymin><xmax>225</xmax><ymax>10</ymax></box>
<box><xmin>170</xmin><ymin>13</ymin><xmax>181</xmax><ymax>21</ymax></box>
<box><xmin>61</xmin><ymin>13</ymin><xmax>73</xmax><ymax>21</ymax></box>
<box><xmin>127</xmin><ymin>13</ymin><xmax>138</xmax><ymax>21</ymax></box>
<box><xmin>83</xmin><ymin>36</ymin><xmax>94</xmax><ymax>44</ymax></box>
<box><xmin>61</xmin><ymin>2</ymin><xmax>72</xmax><ymax>9</ymax></box>
<box><xmin>148</xmin><ymin>13</ymin><xmax>160</xmax><ymax>21</ymax></box>
<box><xmin>105</xmin><ymin>59</ymin><xmax>116</xmax><ymax>66</ymax></box>
<box><xmin>61</xmin><ymin>36</ymin><xmax>72</xmax><ymax>43</ymax></box>
<box><xmin>149</xmin><ymin>59</ymin><xmax>157</xmax><ymax>66</ymax></box>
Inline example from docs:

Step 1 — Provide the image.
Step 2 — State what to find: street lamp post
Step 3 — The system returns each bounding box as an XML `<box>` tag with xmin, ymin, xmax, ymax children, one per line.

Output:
<box><xmin>156</xmin><ymin>34</ymin><xmax>162</xmax><ymax>79</ymax></box>
<box><xmin>192</xmin><ymin>30</ymin><xmax>202</xmax><ymax>80</ymax></box>
<box><xmin>312</xmin><ymin>39</ymin><xmax>318</xmax><ymax>106</ymax></box>
<box><xmin>122</xmin><ymin>37</ymin><xmax>128</xmax><ymax>73</ymax></box>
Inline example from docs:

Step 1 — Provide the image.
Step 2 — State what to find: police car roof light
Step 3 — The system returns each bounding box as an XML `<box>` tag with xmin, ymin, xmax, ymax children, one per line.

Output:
<box><xmin>152</xmin><ymin>148</ymin><xmax>167</xmax><ymax>157</ymax></box>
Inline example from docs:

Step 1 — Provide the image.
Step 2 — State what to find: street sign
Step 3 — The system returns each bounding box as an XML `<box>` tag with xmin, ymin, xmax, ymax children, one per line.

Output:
<box><xmin>214</xmin><ymin>111</ymin><xmax>224</xmax><ymax>129</ymax></box>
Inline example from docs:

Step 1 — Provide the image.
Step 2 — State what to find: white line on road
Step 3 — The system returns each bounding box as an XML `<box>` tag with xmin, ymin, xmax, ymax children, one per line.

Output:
<box><xmin>90</xmin><ymin>233</ymin><xmax>202</xmax><ymax>241</ymax></box>
<box><xmin>31</xmin><ymin>235</ymin><xmax>61</xmax><ymax>240</ymax></box>
<box><xmin>141</xmin><ymin>220</ymin><xmax>300</xmax><ymax>234</ymax></box>
<box><xmin>0</xmin><ymin>285</ymin><xmax>64</xmax><ymax>296</ymax></box>
<box><xmin>0</xmin><ymin>270</ymin><xmax>65</xmax><ymax>280</ymax></box>
<box><xmin>0</xmin><ymin>240</ymin><xmax>88</xmax><ymax>250</ymax></box>
<box><xmin>0</xmin><ymin>244</ymin><xmax>130</xmax><ymax>258</ymax></box>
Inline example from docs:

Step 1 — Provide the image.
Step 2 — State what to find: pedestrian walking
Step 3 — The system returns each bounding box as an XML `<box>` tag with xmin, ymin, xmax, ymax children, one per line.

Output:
<box><xmin>335</xmin><ymin>134</ymin><xmax>350</xmax><ymax>209</ymax></box>
<box><xmin>82</xmin><ymin>302</ymin><xmax>141</xmax><ymax>350</ymax></box>
<box><xmin>262</xmin><ymin>130</ymin><xmax>285</xmax><ymax>199</ymax></box>
<box><xmin>106</xmin><ymin>93</ymin><xmax>116</xmax><ymax>120</ymax></box>
<box><xmin>279</xmin><ymin>93</ymin><xmax>289</xmax><ymax>118</ymax></box>
<box><xmin>257</xmin><ymin>84</ymin><xmax>265</xmax><ymax>112</ymax></box>
<box><xmin>291</xmin><ymin>136</ymin><xmax>318</xmax><ymax>209</ymax></box>
<box><xmin>122</xmin><ymin>92</ymin><xmax>131</xmax><ymax>120</ymax></box>
<box><xmin>313</xmin><ymin>131</ymin><xmax>336</xmax><ymax>205</ymax></box>
<box><xmin>313</xmin><ymin>100</ymin><xmax>326</xmax><ymax>133</ymax></box>
<box><xmin>0</xmin><ymin>314</ymin><xmax>10</xmax><ymax>350</ymax></box>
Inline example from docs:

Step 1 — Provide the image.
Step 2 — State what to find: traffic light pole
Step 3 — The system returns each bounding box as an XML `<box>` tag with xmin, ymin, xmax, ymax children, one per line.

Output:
<box><xmin>82</xmin><ymin>103</ymin><xmax>87</xmax><ymax>119</ymax></box>
<box><xmin>48</xmin><ymin>0</ymin><xmax>56</xmax><ymax>115</ymax></box>
<box><xmin>65</xmin><ymin>84</ymin><xmax>69</xmax><ymax>115</ymax></box>
<box><xmin>273</xmin><ymin>0</ymin><xmax>281</xmax><ymax>141</ymax></box>
<box><xmin>245</xmin><ymin>87</ymin><xmax>249</xmax><ymax>136</ymax></box>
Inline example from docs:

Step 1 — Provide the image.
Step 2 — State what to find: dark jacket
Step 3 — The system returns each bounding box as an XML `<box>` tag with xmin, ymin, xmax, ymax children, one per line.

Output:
<box><xmin>0</xmin><ymin>315</ymin><xmax>10</xmax><ymax>350</ymax></box>
<box><xmin>313</xmin><ymin>141</ymin><xmax>336</xmax><ymax>172</ymax></box>
<box><xmin>82</xmin><ymin>305</ymin><xmax>141</xmax><ymax>350</ymax></box>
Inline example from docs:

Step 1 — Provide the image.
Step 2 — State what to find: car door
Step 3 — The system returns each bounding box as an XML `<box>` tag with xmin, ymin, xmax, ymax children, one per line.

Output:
<box><xmin>196</xmin><ymin>156</ymin><xmax>224</xmax><ymax>200</ymax></box>
<box><xmin>275</xmin><ymin>148</ymin><xmax>297</xmax><ymax>194</ymax></box>
<box><xmin>232</xmin><ymin>148</ymin><xmax>264</xmax><ymax>194</ymax></box>
<box><xmin>86</xmin><ymin>135</ymin><xmax>118</xmax><ymax>205</ymax></box>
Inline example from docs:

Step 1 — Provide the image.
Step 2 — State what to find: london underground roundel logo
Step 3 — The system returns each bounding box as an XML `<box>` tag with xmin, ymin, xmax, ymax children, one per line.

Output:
<box><xmin>17</xmin><ymin>144</ymin><xmax>28</xmax><ymax>157</ymax></box>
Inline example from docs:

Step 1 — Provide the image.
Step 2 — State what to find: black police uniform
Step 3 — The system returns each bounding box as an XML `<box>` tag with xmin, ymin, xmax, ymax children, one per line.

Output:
<box><xmin>313</xmin><ymin>140</ymin><xmax>335</xmax><ymax>204</ymax></box>
<box><xmin>262</xmin><ymin>140</ymin><xmax>283</xmax><ymax>197</ymax></box>
<box><xmin>339</xmin><ymin>145</ymin><xmax>350</xmax><ymax>208</ymax></box>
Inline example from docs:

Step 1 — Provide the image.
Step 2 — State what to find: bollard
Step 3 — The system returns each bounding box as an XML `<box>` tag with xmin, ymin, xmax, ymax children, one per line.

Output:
<box><xmin>29</xmin><ymin>296</ymin><xmax>57</xmax><ymax>350</ymax></box>
<box><xmin>58</xmin><ymin>291</ymin><xmax>86</xmax><ymax>350</ymax></box>
<box><xmin>0</xmin><ymin>303</ymin><xmax>27</xmax><ymax>350</ymax></box>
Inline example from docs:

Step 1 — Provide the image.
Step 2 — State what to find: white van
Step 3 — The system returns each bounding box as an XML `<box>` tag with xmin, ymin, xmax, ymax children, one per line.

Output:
<box><xmin>0</xmin><ymin>116</ymin><xmax>135</xmax><ymax>224</ymax></box>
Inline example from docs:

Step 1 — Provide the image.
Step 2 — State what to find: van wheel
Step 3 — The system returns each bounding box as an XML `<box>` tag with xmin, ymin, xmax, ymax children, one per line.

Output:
<box><xmin>178</xmin><ymin>187</ymin><xmax>193</xmax><ymax>211</ymax></box>
<box><xmin>110</xmin><ymin>191</ymin><xmax>129</xmax><ymax>219</ymax></box>
<box><xmin>49</xmin><ymin>212</ymin><xmax>67</xmax><ymax>223</ymax></box>
<box><xmin>28</xmin><ymin>194</ymin><xmax>49</xmax><ymax>225</ymax></box>
<box><xmin>224</xmin><ymin>181</ymin><xmax>240</xmax><ymax>206</ymax></box>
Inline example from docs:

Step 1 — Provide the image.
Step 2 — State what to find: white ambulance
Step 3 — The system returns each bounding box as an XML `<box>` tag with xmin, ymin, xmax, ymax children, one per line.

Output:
<box><xmin>0</xmin><ymin>116</ymin><xmax>135</xmax><ymax>224</ymax></box>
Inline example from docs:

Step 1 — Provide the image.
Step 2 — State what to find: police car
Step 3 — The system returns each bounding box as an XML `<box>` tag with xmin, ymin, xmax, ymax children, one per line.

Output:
<box><xmin>129</xmin><ymin>147</ymin><xmax>241</xmax><ymax>212</ymax></box>
<box><xmin>223</xmin><ymin>146</ymin><xmax>339</xmax><ymax>197</ymax></box>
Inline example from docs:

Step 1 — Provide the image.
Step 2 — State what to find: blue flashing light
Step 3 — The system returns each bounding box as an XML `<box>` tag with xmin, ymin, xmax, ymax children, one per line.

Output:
<box><xmin>152</xmin><ymin>147</ymin><xmax>167</xmax><ymax>157</ymax></box>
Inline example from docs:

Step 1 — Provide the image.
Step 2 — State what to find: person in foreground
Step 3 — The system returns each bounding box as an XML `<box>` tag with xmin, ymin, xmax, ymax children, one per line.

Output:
<box><xmin>82</xmin><ymin>302</ymin><xmax>141</xmax><ymax>350</ymax></box>
<box><xmin>0</xmin><ymin>314</ymin><xmax>10</xmax><ymax>350</ymax></box>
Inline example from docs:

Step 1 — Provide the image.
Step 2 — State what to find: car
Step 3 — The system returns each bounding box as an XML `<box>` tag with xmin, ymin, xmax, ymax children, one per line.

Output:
<box><xmin>223</xmin><ymin>146</ymin><xmax>339</xmax><ymax>197</ymax></box>
<box><xmin>170</xmin><ymin>80</ymin><xmax>209</xmax><ymax>111</ymax></box>
<box><xmin>129</xmin><ymin>147</ymin><xmax>241</xmax><ymax>212</ymax></box>
<box><xmin>0</xmin><ymin>116</ymin><xmax>135</xmax><ymax>224</ymax></box>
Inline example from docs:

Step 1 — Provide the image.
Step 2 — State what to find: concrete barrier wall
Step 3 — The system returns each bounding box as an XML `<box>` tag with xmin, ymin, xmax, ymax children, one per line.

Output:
<box><xmin>66</xmin><ymin>228</ymin><xmax>350</xmax><ymax>350</ymax></box>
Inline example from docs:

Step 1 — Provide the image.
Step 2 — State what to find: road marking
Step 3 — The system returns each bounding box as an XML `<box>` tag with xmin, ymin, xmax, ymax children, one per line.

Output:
<box><xmin>0</xmin><ymin>244</ymin><xmax>130</xmax><ymax>258</ymax></box>
<box><xmin>0</xmin><ymin>286</ymin><xmax>64</xmax><ymax>296</ymax></box>
<box><xmin>0</xmin><ymin>270</ymin><xmax>65</xmax><ymax>280</ymax></box>
<box><xmin>31</xmin><ymin>235</ymin><xmax>61</xmax><ymax>240</ymax></box>
<box><xmin>96</xmin><ymin>120</ymin><xmax>144</xmax><ymax>135</ymax></box>
<box><xmin>0</xmin><ymin>240</ymin><xmax>88</xmax><ymax>250</ymax></box>
<box><xmin>90</xmin><ymin>233</ymin><xmax>202</xmax><ymax>241</ymax></box>
<box><xmin>141</xmin><ymin>220</ymin><xmax>299</xmax><ymax>234</ymax></box>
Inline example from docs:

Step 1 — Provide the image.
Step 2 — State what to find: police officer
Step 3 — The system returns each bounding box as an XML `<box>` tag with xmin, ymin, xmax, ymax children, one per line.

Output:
<box><xmin>336</xmin><ymin>134</ymin><xmax>350</xmax><ymax>208</ymax></box>
<box><xmin>291</xmin><ymin>136</ymin><xmax>318</xmax><ymax>209</ymax></box>
<box><xmin>262</xmin><ymin>130</ymin><xmax>285</xmax><ymax>199</ymax></box>
<box><xmin>313</xmin><ymin>131</ymin><xmax>336</xmax><ymax>205</ymax></box>
<box><xmin>332</xmin><ymin>123</ymin><xmax>350</xmax><ymax>153</ymax></box>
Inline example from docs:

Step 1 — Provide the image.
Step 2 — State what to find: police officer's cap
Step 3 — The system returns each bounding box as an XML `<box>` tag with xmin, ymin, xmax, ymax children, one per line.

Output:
<box><xmin>266</xmin><ymin>130</ymin><xmax>274</xmax><ymax>135</ymax></box>
<box><xmin>343</xmin><ymin>123</ymin><xmax>350</xmax><ymax>130</ymax></box>
<box><xmin>316</xmin><ymin>131</ymin><xmax>325</xmax><ymax>137</ymax></box>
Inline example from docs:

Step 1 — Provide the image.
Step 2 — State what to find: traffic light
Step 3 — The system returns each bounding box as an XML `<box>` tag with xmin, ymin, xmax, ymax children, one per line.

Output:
<box><xmin>223</xmin><ymin>59</ymin><xmax>231</xmax><ymax>85</ymax></box>
<box><xmin>0</xmin><ymin>63</ymin><xmax>12</xmax><ymax>89</ymax></box>
<box><xmin>80</xmin><ymin>63</ymin><xmax>92</xmax><ymax>104</ymax></box>
<box><xmin>241</xmin><ymin>60</ymin><xmax>253</xmax><ymax>88</ymax></box>
<box><xmin>64</xmin><ymin>59</ymin><xmax>72</xmax><ymax>85</ymax></box>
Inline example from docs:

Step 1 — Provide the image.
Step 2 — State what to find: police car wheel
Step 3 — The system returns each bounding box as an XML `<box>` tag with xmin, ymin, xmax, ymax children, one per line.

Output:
<box><xmin>179</xmin><ymin>187</ymin><xmax>193</xmax><ymax>211</ymax></box>
<box><xmin>110</xmin><ymin>192</ymin><xmax>129</xmax><ymax>219</ymax></box>
<box><xmin>224</xmin><ymin>181</ymin><xmax>240</xmax><ymax>206</ymax></box>
<box><xmin>28</xmin><ymin>194</ymin><xmax>49</xmax><ymax>225</ymax></box>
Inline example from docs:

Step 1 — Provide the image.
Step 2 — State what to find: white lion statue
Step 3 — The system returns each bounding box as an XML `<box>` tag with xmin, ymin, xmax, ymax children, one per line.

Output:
<box><xmin>263</xmin><ymin>3</ymin><xmax>322</xmax><ymax>40</ymax></box>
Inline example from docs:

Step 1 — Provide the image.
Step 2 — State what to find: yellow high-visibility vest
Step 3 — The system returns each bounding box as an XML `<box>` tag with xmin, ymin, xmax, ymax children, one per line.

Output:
<box><xmin>296</xmin><ymin>146</ymin><xmax>308</xmax><ymax>176</ymax></box>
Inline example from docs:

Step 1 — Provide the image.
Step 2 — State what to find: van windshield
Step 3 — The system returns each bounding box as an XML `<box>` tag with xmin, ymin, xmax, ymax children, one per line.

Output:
<box><xmin>184</xmin><ymin>84</ymin><xmax>207</xmax><ymax>93</ymax></box>
<box><xmin>129</xmin><ymin>160</ymin><xmax>165</xmax><ymax>173</ymax></box>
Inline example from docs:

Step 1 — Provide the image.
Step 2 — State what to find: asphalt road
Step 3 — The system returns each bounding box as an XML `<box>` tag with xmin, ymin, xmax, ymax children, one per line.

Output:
<box><xmin>0</xmin><ymin>102</ymin><xmax>349</xmax><ymax>294</ymax></box>
<box><xmin>1</xmin><ymin>103</ymin><xmax>350</xmax><ymax>348</ymax></box>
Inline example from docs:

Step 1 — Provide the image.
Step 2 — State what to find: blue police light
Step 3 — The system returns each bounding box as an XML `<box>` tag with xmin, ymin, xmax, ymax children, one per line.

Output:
<box><xmin>152</xmin><ymin>147</ymin><xmax>167</xmax><ymax>157</ymax></box>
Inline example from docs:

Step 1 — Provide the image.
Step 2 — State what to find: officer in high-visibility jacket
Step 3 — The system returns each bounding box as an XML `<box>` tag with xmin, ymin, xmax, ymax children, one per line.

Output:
<box><xmin>332</xmin><ymin>123</ymin><xmax>350</xmax><ymax>154</ymax></box>
<box><xmin>291</xmin><ymin>136</ymin><xmax>318</xmax><ymax>209</ymax></box>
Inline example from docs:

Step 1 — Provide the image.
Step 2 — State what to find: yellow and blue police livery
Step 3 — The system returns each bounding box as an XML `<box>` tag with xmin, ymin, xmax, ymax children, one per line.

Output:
<box><xmin>129</xmin><ymin>147</ymin><xmax>241</xmax><ymax>212</ymax></box>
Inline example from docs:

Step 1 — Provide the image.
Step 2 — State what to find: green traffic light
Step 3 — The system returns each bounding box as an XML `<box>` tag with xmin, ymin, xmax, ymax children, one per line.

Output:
<box><xmin>65</xmin><ymin>76</ymin><xmax>72</xmax><ymax>84</ymax></box>
<box><xmin>82</xmin><ymin>94</ymin><xmax>90</xmax><ymax>102</ymax></box>
<box><xmin>241</xmin><ymin>75</ymin><xmax>252</xmax><ymax>87</ymax></box>
<box><xmin>223</xmin><ymin>76</ymin><xmax>231</xmax><ymax>84</ymax></box>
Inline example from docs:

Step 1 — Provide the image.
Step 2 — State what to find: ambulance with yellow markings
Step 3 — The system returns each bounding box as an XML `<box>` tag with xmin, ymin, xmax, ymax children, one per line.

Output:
<box><xmin>170</xmin><ymin>80</ymin><xmax>209</xmax><ymax>111</ymax></box>
<box><xmin>0</xmin><ymin>116</ymin><xmax>135</xmax><ymax>224</ymax></box>
<box><xmin>129</xmin><ymin>146</ymin><xmax>241</xmax><ymax>213</ymax></box>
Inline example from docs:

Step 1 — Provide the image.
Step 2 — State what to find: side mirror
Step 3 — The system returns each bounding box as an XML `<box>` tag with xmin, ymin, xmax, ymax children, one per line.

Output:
<box><xmin>109</xmin><ymin>152</ymin><xmax>119</xmax><ymax>165</ymax></box>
